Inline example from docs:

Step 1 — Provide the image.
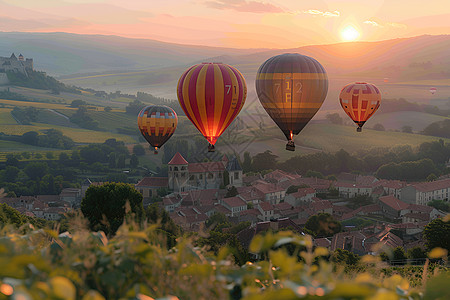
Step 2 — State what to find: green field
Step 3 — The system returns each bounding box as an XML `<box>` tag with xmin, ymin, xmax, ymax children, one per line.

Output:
<box><xmin>218</xmin><ymin>123</ymin><xmax>450</xmax><ymax>161</ymax></box>
<box><xmin>0</xmin><ymin>140</ymin><xmax>74</xmax><ymax>161</ymax></box>
<box><xmin>0</xmin><ymin>108</ymin><xmax>17</xmax><ymax>125</ymax></box>
<box><xmin>0</xmin><ymin>123</ymin><xmax>136</xmax><ymax>144</ymax></box>
<box><xmin>368</xmin><ymin>111</ymin><xmax>449</xmax><ymax>132</ymax></box>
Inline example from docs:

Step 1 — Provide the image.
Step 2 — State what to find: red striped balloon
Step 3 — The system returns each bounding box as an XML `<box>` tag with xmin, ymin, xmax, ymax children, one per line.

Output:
<box><xmin>177</xmin><ymin>62</ymin><xmax>247</xmax><ymax>151</ymax></box>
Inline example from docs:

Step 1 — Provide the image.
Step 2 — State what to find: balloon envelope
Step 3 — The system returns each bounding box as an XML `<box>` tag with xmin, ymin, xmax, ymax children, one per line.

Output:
<box><xmin>429</xmin><ymin>87</ymin><xmax>437</xmax><ymax>95</ymax></box>
<box><xmin>177</xmin><ymin>62</ymin><xmax>247</xmax><ymax>151</ymax></box>
<box><xmin>137</xmin><ymin>105</ymin><xmax>178</xmax><ymax>154</ymax></box>
<box><xmin>255</xmin><ymin>53</ymin><xmax>328</xmax><ymax>150</ymax></box>
<box><xmin>339</xmin><ymin>82</ymin><xmax>381</xmax><ymax>132</ymax></box>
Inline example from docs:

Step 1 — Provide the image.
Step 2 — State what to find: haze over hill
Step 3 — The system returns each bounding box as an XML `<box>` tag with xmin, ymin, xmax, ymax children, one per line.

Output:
<box><xmin>1</xmin><ymin>32</ymin><xmax>449</xmax><ymax>82</ymax></box>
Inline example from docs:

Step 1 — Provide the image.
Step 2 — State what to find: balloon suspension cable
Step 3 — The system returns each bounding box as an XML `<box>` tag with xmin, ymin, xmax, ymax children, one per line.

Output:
<box><xmin>356</xmin><ymin>127</ymin><xmax>362</xmax><ymax>132</ymax></box>
<box><xmin>154</xmin><ymin>147</ymin><xmax>159</xmax><ymax>155</ymax></box>
<box><xmin>208</xmin><ymin>143</ymin><xmax>215</xmax><ymax>152</ymax></box>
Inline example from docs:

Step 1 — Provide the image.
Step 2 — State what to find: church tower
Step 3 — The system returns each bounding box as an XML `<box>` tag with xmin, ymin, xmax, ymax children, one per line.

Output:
<box><xmin>168</xmin><ymin>152</ymin><xmax>189</xmax><ymax>192</ymax></box>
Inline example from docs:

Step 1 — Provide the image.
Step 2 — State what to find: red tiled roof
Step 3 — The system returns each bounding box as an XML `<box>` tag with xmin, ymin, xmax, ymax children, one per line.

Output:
<box><xmin>291</xmin><ymin>188</ymin><xmax>316</xmax><ymax>198</ymax></box>
<box><xmin>314</xmin><ymin>238</ymin><xmax>331</xmax><ymax>248</ymax></box>
<box><xmin>168</xmin><ymin>152</ymin><xmax>188</xmax><ymax>165</ymax></box>
<box><xmin>273</xmin><ymin>202</ymin><xmax>293</xmax><ymax>211</ymax></box>
<box><xmin>240</xmin><ymin>208</ymin><xmax>260</xmax><ymax>216</ymax></box>
<box><xmin>411</xmin><ymin>178</ymin><xmax>450</xmax><ymax>192</ymax></box>
<box><xmin>407</xmin><ymin>204</ymin><xmax>433</xmax><ymax>213</ymax></box>
<box><xmin>188</xmin><ymin>162</ymin><xmax>225</xmax><ymax>173</ymax></box>
<box><xmin>136</xmin><ymin>177</ymin><xmax>169</xmax><ymax>187</ymax></box>
<box><xmin>223</xmin><ymin>196</ymin><xmax>247</xmax><ymax>208</ymax></box>
<box><xmin>253</xmin><ymin>183</ymin><xmax>284</xmax><ymax>194</ymax></box>
<box><xmin>310</xmin><ymin>200</ymin><xmax>332</xmax><ymax>211</ymax></box>
<box><xmin>379</xmin><ymin>195</ymin><xmax>409</xmax><ymax>211</ymax></box>
<box><xmin>403</xmin><ymin>213</ymin><xmax>430</xmax><ymax>221</ymax></box>
<box><xmin>184</xmin><ymin>189</ymin><xmax>218</xmax><ymax>206</ymax></box>
<box><xmin>258</xmin><ymin>202</ymin><xmax>274</xmax><ymax>211</ymax></box>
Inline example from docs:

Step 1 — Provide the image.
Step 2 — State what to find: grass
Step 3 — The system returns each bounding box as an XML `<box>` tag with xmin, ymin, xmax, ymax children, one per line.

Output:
<box><xmin>0</xmin><ymin>141</ymin><xmax>73</xmax><ymax>161</ymax></box>
<box><xmin>0</xmin><ymin>98</ymin><xmax>74</xmax><ymax>110</ymax></box>
<box><xmin>369</xmin><ymin>111</ymin><xmax>449</xmax><ymax>132</ymax></box>
<box><xmin>0</xmin><ymin>123</ymin><xmax>136</xmax><ymax>144</ymax></box>
<box><xmin>218</xmin><ymin>123</ymin><xmax>450</xmax><ymax>161</ymax></box>
<box><xmin>0</xmin><ymin>108</ymin><xmax>17</xmax><ymax>125</ymax></box>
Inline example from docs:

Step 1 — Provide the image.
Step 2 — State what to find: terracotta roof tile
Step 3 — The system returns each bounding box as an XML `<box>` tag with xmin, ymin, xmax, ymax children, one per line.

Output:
<box><xmin>136</xmin><ymin>177</ymin><xmax>169</xmax><ymax>187</ymax></box>
<box><xmin>379</xmin><ymin>195</ymin><xmax>409</xmax><ymax>211</ymax></box>
<box><xmin>411</xmin><ymin>178</ymin><xmax>450</xmax><ymax>192</ymax></box>
<box><xmin>223</xmin><ymin>196</ymin><xmax>247</xmax><ymax>208</ymax></box>
<box><xmin>168</xmin><ymin>152</ymin><xmax>188</xmax><ymax>165</ymax></box>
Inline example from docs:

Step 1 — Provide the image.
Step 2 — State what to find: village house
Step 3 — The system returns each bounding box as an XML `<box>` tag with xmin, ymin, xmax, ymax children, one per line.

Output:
<box><xmin>135</xmin><ymin>177</ymin><xmax>169</xmax><ymax>205</ymax></box>
<box><xmin>284</xmin><ymin>187</ymin><xmax>316</xmax><ymax>206</ymax></box>
<box><xmin>378</xmin><ymin>195</ymin><xmax>409</xmax><ymax>221</ymax></box>
<box><xmin>257</xmin><ymin>202</ymin><xmax>275</xmax><ymax>221</ymax></box>
<box><xmin>220</xmin><ymin>197</ymin><xmax>247</xmax><ymax>217</ymax></box>
<box><xmin>400</xmin><ymin>178</ymin><xmax>450</xmax><ymax>205</ymax></box>
<box><xmin>334</xmin><ymin>181</ymin><xmax>374</xmax><ymax>198</ymax></box>
<box><xmin>252</xmin><ymin>182</ymin><xmax>285</xmax><ymax>205</ymax></box>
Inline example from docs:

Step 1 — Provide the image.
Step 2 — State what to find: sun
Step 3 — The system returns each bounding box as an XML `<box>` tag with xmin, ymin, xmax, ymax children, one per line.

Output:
<box><xmin>341</xmin><ymin>25</ymin><xmax>360</xmax><ymax>41</ymax></box>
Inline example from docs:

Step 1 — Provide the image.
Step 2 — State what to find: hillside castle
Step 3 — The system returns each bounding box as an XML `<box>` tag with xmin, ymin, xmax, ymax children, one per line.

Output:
<box><xmin>0</xmin><ymin>53</ymin><xmax>33</xmax><ymax>75</ymax></box>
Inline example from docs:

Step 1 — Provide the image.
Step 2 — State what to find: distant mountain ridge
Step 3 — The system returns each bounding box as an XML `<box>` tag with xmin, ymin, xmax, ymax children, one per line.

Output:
<box><xmin>0</xmin><ymin>32</ymin><xmax>268</xmax><ymax>76</ymax></box>
<box><xmin>0</xmin><ymin>32</ymin><xmax>449</xmax><ymax>84</ymax></box>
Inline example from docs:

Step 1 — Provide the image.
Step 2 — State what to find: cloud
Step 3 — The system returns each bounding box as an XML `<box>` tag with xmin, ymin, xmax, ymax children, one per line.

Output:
<box><xmin>363</xmin><ymin>20</ymin><xmax>382</xmax><ymax>27</ymax></box>
<box><xmin>302</xmin><ymin>9</ymin><xmax>340</xmax><ymax>17</ymax></box>
<box><xmin>364</xmin><ymin>19</ymin><xmax>407</xmax><ymax>29</ymax></box>
<box><xmin>204</xmin><ymin>0</ymin><xmax>284</xmax><ymax>13</ymax></box>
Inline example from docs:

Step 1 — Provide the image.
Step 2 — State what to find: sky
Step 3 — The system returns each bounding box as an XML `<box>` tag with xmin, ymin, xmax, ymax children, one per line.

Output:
<box><xmin>0</xmin><ymin>0</ymin><xmax>449</xmax><ymax>48</ymax></box>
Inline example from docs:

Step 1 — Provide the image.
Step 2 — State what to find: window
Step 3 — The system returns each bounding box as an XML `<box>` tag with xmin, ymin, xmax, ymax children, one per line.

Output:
<box><xmin>181</xmin><ymin>166</ymin><xmax>186</xmax><ymax>170</ymax></box>
<box><xmin>234</xmin><ymin>172</ymin><xmax>239</xmax><ymax>180</ymax></box>
<box><xmin>208</xmin><ymin>173</ymin><xmax>213</xmax><ymax>179</ymax></box>
<box><xmin>174</xmin><ymin>167</ymin><xmax>178</xmax><ymax>171</ymax></box>
<box><xmin>199</xmin><ymin>174</ymin><xmax>203</xmax><ymax>179</ymax></box>
<box><xmin>189</xmin><ymin>175</ymin><xmax>195</xmax><ymax>180</ymax></box>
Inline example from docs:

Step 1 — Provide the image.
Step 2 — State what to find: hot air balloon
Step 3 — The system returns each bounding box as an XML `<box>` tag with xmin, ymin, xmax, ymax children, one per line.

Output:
<box><xmin>177</xmin><ymin>62</ymin><xmax>247</xmax><ymax>152</ymax></box>
<box><xmin>339</xmin><ymin>82</ymin><xmax>381</xmax><ymax>132</ymax></box>
<box><xmin>137</xmin><ymin>105</ymin><xmax>178</xmax><ymax>154</ymax></box>
<box><xmin>255</xmin><ymin>53</ymin><xmax>328</xmax><ymax>151</ymax></box>
<box><xmin>429</xmin><ymin>87</ymin><xmax>437</xmax><ymax>95</ymax></box>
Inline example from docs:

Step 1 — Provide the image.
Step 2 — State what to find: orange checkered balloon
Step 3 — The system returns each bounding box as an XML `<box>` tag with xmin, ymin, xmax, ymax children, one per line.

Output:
<box><xmin>339</xmin><ymin>82</ymin><xmax>381</xmax><ymax>132</ymax></box>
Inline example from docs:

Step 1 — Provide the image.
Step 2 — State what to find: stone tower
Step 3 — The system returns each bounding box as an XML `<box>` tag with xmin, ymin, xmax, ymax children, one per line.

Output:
<box><xmin>168</xmin><ymin>152</ymin><xmax>189</xmax><ymax>192</ymax></box>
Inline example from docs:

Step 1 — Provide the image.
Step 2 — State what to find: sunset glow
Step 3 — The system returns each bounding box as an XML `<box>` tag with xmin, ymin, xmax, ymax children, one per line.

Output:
<box><xmin>0</xmin><ymin>0</ymin><xmax>449</xmax><ymax>48</ymax></box>
<box><xmin>341</xmin><ymin>25</ymin><xmax>360</xmax><ymax>41</ymax></box>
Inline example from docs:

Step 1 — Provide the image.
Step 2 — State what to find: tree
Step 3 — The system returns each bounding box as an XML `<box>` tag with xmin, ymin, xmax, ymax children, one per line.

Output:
<box><xmin>24</xmin><ymin>162</ymin><xmax>49</xmax><ymax>181</ymax></box>
<box><xmin>129</xmin><ymin>154</ymin><xmax>139</xmax><ymax>168</ymax></box>
<box><xmin>407</xmin><ymin>246</ymin><xmax>427</xmax><ymax>260</ymax></box>
<box><xmin>146</xmin><ymin>204</ymin><xmax>181</xmax><ymax>248</ymax></box>
<box><xmin>108</xmin><ymin>152</ymin><xmax>116</xmax><ymax>168</ymax></box>
<box><xmin>2</xmin><ymin>166</ymin><xmax>20</xmax><ymax>182</ymax></box>
<box><xmin>133</xmin><ymin>144</ymin><xmax>146</xmax><ymax>156</ymax></box>
<box><xmin>331</xmin><ymin>249</ymin><xmax>359</xmax><ymax>265</ymax></box>
<box><xmin>305</xmin><ymin>170</ymin><xmax>324</xmax><ymax>179</ymax></box>
<box><xmin>242</xmin><ymin>152</ymin><xmax>252</xmax><ymax>173</ymax></box>
<box><xmin>427</xmin><ymin>173</ymin><xmax>437</xmax><ymax>181</ymax></box>
<box><xmin>392</xmin><ymin>246</ymin><xmax>407</xmax><ymax>264</ymax></box>
<box><xmin>372</xmin><ymin>123</ymin><xmax>385</xmax><ymax>131</ymax></box>
<box><xmin>304</xmin><ymin>213</ymin><xmax>341</xmax><ymax>238</ymax></box>
<box><xmin>286</xmin><ymin>184</ymin><xmax>309</xmax><ymax>194</ymax></box>
<box><xmin>117</xmin><ymin>154</ymin><xmax>126</xmax><ymax>168</ymax></box>
<box><xmin>427</xmin><ymin>200</ymin><xmax>450</xmax><ymax>212</ymax></box>
<box><xmin>402</xmin><ymin>125</ymin><xmax>413</xmax><ymax>133</ymax></box>
<box><xmin>81</xmin><ymin>182</ymin><xmax>144</xmax><ymax>236</ymax></box>
<box><xmin>251</xmin><ymin>150</ymin><xmax>277</xmax><ymax>172</ymax></box>
<box><xmin>225</xmin><ymin>186</ymin><xmax>238</xmax><ymax>198</ymax></box>
<box><xmin>326</xmin><ymin>113</ymin><xmax>343</xmax><ymax>125</ymax></box>
<box><xmin>423</xmin><ymin>218</ymin><xmax>450</xmax><ymax>252</ymax></box>
<box><xmin>104</xmin><ymin>106</ymin><xmax>112</xmax><ymax>112</ymax></box>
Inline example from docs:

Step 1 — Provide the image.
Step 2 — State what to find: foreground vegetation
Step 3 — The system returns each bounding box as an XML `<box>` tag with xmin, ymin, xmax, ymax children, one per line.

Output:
<box><xmin>0</xmin><ymin>215</ymin><xmax>448</xmax><ymax>300</ymax></box>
